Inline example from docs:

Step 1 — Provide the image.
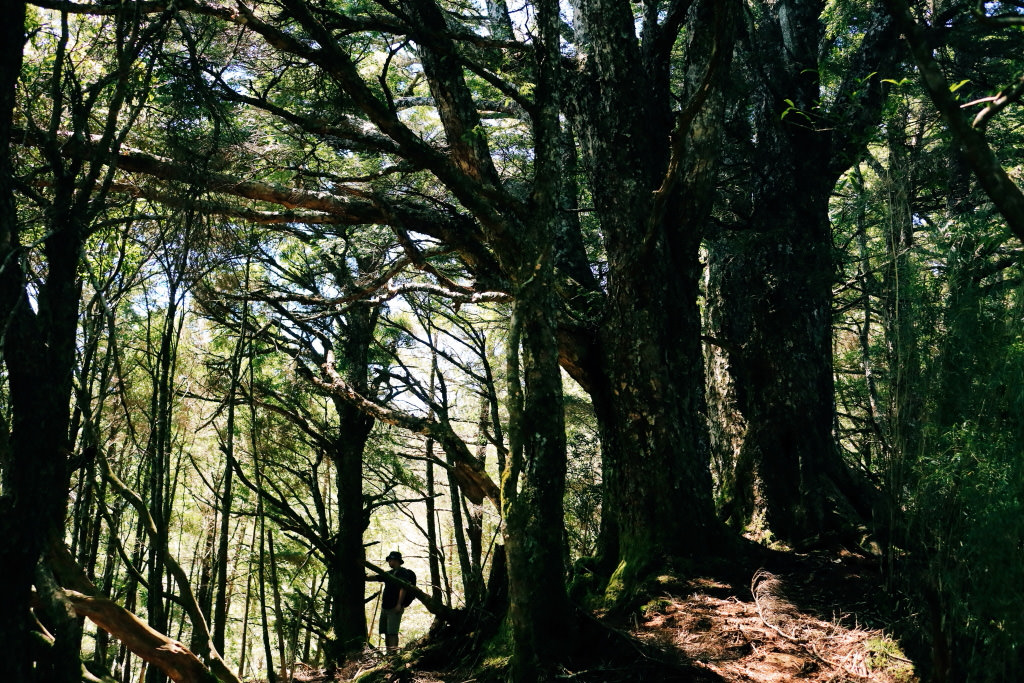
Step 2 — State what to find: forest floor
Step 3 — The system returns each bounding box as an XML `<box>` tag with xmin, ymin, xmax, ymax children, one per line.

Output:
<box><xmin>291</xmin><ymin>548</ymin><xmax>919</xmax><ymax>683</ymax></box>
<box><xmin>623</xmin><ymin>550</ymin><xmax>918</xmax><ymax>683</ymax></box>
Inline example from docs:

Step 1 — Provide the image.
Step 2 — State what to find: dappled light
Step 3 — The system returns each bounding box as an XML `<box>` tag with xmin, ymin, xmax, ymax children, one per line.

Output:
<box><xmin>2</xmin><ymin>0</ymin><xmax>1022</xmax><ymax>682</ymax></box>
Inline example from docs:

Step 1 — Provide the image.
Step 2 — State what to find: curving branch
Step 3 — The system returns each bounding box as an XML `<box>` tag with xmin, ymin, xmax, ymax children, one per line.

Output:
<box><xmin>295</xmin><ymin>348</ymin><xmax>500</xmax><ymax>507</ymax></box>
<box><xmin>14</xmin><ymin>123</ymin><xmax>509</xmax><ymax>285</ymax></box>
<box><xmin>884</xmin><ymin>0</ymin><xmax>1024</xmax><ymax>242</ymax></box>
<box><xmin>364</xmin><ymin>558</ymin><xmax>455</xmax><ymax>619</ymax></box>
<box><xmin>47</xmin><ymin>543</ymin><xmax>218</xmax><ymax>683</ymax></box>
<box><xmin>98</xmin><ymin>451</ymin><xmax>242</xmax><ymax>683</ymax></box>
<box><xmin>969</xmin><ymin>72</ymin><xmax>1024</xmax><ymax>129</ymax></box>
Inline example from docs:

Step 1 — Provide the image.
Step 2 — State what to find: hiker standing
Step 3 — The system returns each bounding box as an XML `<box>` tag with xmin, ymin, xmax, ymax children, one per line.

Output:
<box><xmin>371</xmin><ymin>551</ymin><xmax>416</xmax><ymax>652</ymax></box>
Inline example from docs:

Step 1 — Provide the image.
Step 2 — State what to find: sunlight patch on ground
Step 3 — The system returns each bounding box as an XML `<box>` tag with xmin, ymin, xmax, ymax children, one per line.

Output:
<box><xmin>633</xmin><ymin>572</ymin><xmax>916</xmax><ymax>683</ymax></box>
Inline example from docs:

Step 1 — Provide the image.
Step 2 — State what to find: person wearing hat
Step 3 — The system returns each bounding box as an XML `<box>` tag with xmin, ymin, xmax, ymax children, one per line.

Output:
<box><xmin>371</xmin><ymin>551</ymin><xmax>416</xmax><ymax>652</ymax></box>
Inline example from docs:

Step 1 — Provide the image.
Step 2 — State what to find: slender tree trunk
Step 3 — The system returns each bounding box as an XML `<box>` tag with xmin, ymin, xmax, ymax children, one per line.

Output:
<box><xmin>190</xmin><ymin>520</ymin><xmax>216</xmax><ymax>654</ymax></box>
<box><xmin>238</xmin><ymin>519</ymin><xmax>258</xmax><ymax>679</ymax></box>
<box><xmin>118</xmin><ymin>512</ymin><xmax>148</xmax><ymax>683</ymax></box>
<box><xmin>94</xmin><ymin>505</ymin><xmax>121</xmax><ymax>670</ymax></box>
<box><xmin>466</xmin><ymin>399</ymin><xmax>488</xmax><ymax>599</ymax></box>
<box><xmin>425</xmin><ymin>451</ymin><xmax>444</xmax><ymax>603</ymax></box>
<box><xmin>861</xmin><ymin>106</ymin><xmax>927</xmax><ymax>557</ymax></box>
<box><xmin>266</xmin><ymin>532</ymin><xmax>287</xmax><ymax>681</ymax></box>
<box><xmin>257</xmin><ymin>501</ymin><xmax>277</xmax><ymax>683</ymax></box>
<box><xmin>323</xmin><ymin>303</ymin><xmax>374</xmax><ymax>664</ymax></box>
<box><xmin>214</xmin><ymin>290</ymin><xmax>248</xmax><ymax>654</ymax></box>
<box><xmin>446</xmin><ymin>459</ymin><xmax>477</xmax><ymax>605</ymax></box>
<box><xmin>424</xmin><ymin>354</ymin><xmax>448</xmax><ymax>605</ymax></box>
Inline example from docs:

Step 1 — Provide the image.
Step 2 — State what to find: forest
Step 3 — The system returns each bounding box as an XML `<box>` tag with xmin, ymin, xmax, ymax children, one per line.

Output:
<box><xmin>1</xmin><ymin>0</ymin><xmax>1023</xmax><ymax>681</ymax></box>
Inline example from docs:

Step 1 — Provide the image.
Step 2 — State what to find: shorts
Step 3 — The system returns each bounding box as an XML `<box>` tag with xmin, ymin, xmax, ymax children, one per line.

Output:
<box><xmin>379</xmin><ymin>607</ymin><xmax>403</xmax><ymax>635</ymax></box>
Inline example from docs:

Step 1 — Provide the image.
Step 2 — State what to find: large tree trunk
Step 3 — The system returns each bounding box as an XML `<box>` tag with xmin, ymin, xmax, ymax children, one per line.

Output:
<box><xmin>502</xmin><ymin>243</ymin><xmax>570</xmax><ymax>683</ymax></box>
<box><xmin>568</xmin><ymin>0</ymin><xmax>737</xmax><ymax>585</ymax></box>
<box><xmin>325</xmin><ymin>401</ymin><xmax>372</xmax><ymax>662</ymax></box>
<box><xmin>704</xmin><ymin>2</ymin><xmax>895</xmax><ymax>545</ymax></box>
<box><xmin>706</xmin><ymin>190</ymin><xmax>848</xmax><ymax>540</ymax></box>
<box><xmin>0</xmin><ymin>90</ymin><xmax>86</xmax><ymax>683</ymax></box>
<box><xmin>499</xmin><ymin>3</ymin><xmax>572</xmax><ymax>675</ymax></box>
<box><xmin>0</xmin><ymin>5</ymin><xmax>34</xmax><ymax>678</ymax></box>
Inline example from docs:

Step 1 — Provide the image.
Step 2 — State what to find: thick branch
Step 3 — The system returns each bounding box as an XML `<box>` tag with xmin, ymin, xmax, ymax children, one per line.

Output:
<box><xmin>884</xmin><ymin>0</ymin><xmax>1024</xmax><ymax>241</ymax></box>
<box><xmin>297</xmin><ymin>354</ymin><xmax>500</xmax><ymax>507</ymax></box>
<box><xmin>47</xmin><ymin>544</ymin><xmax>216</xmax><ymax>683</ymax></box>
<box><xmin>364</xmin><ymin>559</ymin><xmax>455</xmax><ymax>619</ymax></box>
<box><xmin>648</xmin><ymin>0</ymin><xmax>737</xmax><ymax>237</ymax></box>
<box><xmin>65</xmin><ymin>592</ymin><xmax>217</xmax><ymax>683</ymax></box>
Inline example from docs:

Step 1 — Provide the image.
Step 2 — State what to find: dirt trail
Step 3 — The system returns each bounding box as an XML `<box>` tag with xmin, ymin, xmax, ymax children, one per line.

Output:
<box><xmin>633</xmin><ymin>566</ymin><xmax>915</xmax><ymax>682</ymax></box>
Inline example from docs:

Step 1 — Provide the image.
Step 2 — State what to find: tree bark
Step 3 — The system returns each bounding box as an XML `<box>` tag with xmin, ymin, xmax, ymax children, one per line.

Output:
<box><xmin>502</xmin><ymin>253</ymin><xmax>570</xmax><ymax>682</ymax></box>
<box><xmin>706</xmin><ymin>189</ymin><xmax>846</xmax><ymax>540</ymax></box>
<box><xmin>568</xmin><ymin>0</ymin><xmax>739</xmax><ymax>583</ymax></box>
<box><xmin>705</xmin><ymin>1</ymin><xmax>895</xmax><ymax>544</ymax></box>
<box><xmin>66</xmin><ymin>592</ymin><xmax>218</xmax><ymax>683</ymax></box>
<box><xmin>213</xmin><ymin>306</ymin><xmax>248</xmax><ymax>654</ymax></box>
<box><xmin>0</xmin><ymin>4</ymin><xmax>34</xmax><ymax>678</ymax></box>
<box><xmin>0</xmin><ymin>25</ymin><xmax>90</xmax><ymax>680</ymax></box>
<box><xmin>324</xmin><ymin>398</ymin><xmax>372</xmax><ymax>661</ymax></box>
<box><xmin>47</xmin><ymin>542</ymin><xmax>220</xmax><ymax>683</ymax></box>
<box><xmin>323</xmin><ymin>299</ymin><xmax>375</xmax><ymax>663</ymax></box>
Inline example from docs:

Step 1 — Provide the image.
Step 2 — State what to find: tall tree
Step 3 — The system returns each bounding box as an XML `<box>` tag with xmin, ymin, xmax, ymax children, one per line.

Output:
<box><xmin>1</xmin><ymin>6</ymin><xmax>166</xmax><ymax>679</ymax></box>
<box><xmin>565</xmin><ymin>0</ymin><xmax>739</xmax><ymax>583</ymax></box>
<box><xmin>0</xmin><ymin>2</ymin><xmax>32</xmax><ymax>678</ymax></box>
<box><xmin>30</xmin><ymin>0</ymin><xmax>744</xmax><ymax>598</ymax></box>
<box><xmin>705</xmin><ymin>1</ymin><xmax>897</xmax><ymax>543</ymax></box>
<box><xmin>883</xmin><ymin>0</ymin><xmax>1024</xmax><ymax>240</ymax></box>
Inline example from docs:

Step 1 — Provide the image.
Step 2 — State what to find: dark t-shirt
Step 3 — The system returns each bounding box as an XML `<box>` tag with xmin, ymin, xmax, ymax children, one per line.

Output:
<box><xmin>382</xmin><ymin>566</ymin><xmax>416</xmax><ymax>609</ymax></box>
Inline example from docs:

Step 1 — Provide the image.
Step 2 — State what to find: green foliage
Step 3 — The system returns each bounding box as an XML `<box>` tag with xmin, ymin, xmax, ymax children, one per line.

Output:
<box><xmin>903</xmin><ymin>331</ymin><xmax>1024</xmax><ymax>680</ymax></box>
<box><xmin>865</xmin><ymin>636</ymin><xmax>915</xmax><ymax>682</ymax></box>
<box><xmin>563</xmin><ymin>391</ymin><xmax>601</xmax><ymax>561</ymax></box>
<box><xmin>829</xmin><ymin>48</ymin><xmax>1024</xmax><ymax>671</ymax></box>
<box><xmin>9</xmin><ymin>0</ymin><xmax>1024</xmax><ymax>679</ymax></box>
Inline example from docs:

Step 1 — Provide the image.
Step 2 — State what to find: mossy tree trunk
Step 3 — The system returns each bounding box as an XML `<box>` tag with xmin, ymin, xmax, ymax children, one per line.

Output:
<box><xmin>567</xmin><ymin>0</ymin><xmax>739</xmax><ymax>582</ymax></box>
<box><xmin>502</xmin><ymin>239</ymin><xmax>570</xmax><ymax>682</ymax></box>
<box><xmin>707</xmin><ymin>188</ymin><xmax>846</xmax><ymax>540</ymax></box>
<box><xmin>705</xmin><ymin>2</ymin><xmax>896</xmax><ymax>544</ymax></box>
